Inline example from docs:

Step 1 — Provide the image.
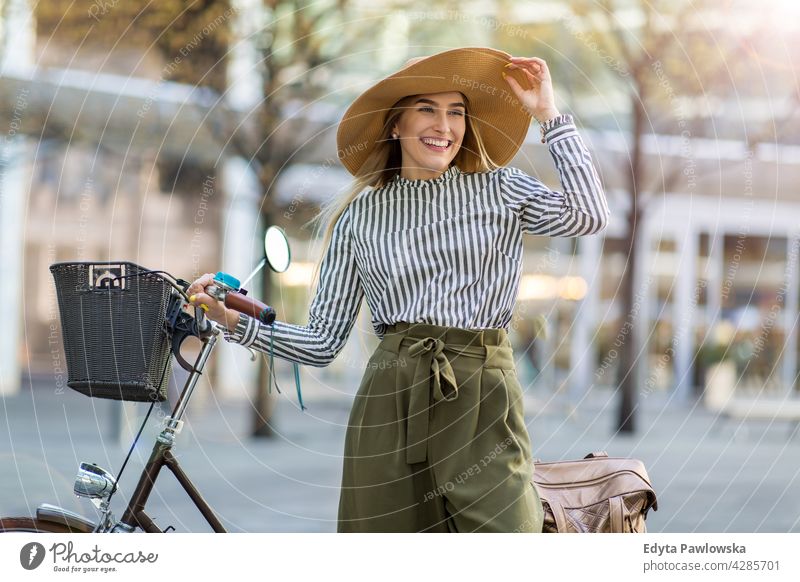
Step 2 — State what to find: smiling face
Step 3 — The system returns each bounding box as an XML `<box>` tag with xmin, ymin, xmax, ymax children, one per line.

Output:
<box><xmin>391</xmin><ymin>91</ymin><xmax>467</xmax><ymax>181</ymax></box>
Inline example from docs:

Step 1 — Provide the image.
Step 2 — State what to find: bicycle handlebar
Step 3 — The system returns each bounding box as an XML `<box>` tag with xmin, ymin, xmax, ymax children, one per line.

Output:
<box><xmin>224</xmin><ymin>291</ymin><xmax>276</xmax><ymax>325</ymax></box>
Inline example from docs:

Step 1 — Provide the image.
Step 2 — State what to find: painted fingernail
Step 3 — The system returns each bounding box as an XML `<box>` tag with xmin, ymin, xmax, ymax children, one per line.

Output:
<box><xmin>199</xmin><ymin>304</ymin><xmax>209</xmax><ymax>312</ymax></box>
<box><xmin>189</xmin><ymin>295</ymin><xmax>196</xmax><ymax>302</ymax></box>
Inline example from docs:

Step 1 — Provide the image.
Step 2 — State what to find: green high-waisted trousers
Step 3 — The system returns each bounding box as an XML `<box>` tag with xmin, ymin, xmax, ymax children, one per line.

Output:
<box><xmin>337</xmin><ymin>321</ymin><xmax>544</xmax><ymax>533</ymax></box>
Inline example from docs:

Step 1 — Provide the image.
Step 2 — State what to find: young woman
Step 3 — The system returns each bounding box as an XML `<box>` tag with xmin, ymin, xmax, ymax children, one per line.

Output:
<box><xmin>188</xmin><ymin>47</ymin><xmax>609</xmax><ymax>533</ymax></box>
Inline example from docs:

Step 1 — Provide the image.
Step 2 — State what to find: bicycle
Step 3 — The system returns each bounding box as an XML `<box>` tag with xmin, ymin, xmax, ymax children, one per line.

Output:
<box><xmin>0</xmin><ymin>227</ymin><xmax>293</xmax><ymax>533</ymax></box>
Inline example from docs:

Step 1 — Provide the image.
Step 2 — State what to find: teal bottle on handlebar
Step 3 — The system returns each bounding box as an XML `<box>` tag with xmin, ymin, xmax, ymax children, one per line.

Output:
<box><xmin>206</xmin><ymin>272</ymin><xmax>276</xmax><ymax>325</ymax></box>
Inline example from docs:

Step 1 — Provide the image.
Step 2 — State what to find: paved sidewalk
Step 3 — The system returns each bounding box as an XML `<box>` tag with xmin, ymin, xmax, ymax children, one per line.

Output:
<box><xmin>1</xmin><ymin>373</ymin><xmax>799</xmax><ymax>532</ymax></box>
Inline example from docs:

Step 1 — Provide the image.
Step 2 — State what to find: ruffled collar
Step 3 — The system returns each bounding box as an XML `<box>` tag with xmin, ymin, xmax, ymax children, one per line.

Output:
<box><xmin>390</xmin><ymin>165</ymin><xmax>461</xmax><ymax>188</ymax></box>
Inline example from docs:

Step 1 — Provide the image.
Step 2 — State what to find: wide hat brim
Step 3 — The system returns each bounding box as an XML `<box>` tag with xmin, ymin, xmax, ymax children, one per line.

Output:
<box><xmin>336</xmin><ymin>47</ymin><xmax>533</xmax><ymax>176</ymax></box>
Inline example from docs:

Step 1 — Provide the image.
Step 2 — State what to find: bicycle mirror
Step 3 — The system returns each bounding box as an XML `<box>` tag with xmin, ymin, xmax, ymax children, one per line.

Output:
<box><xmin>264</xmin><ymin>226</ymin><xmax>291</xmax><ymax>273</ymax></box>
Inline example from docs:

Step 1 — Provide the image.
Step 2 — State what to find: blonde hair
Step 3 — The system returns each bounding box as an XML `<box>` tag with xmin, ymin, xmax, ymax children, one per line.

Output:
<box><xmin>305</xmin><ymin>93</ymin><xmax>500</xmax><ymax>289</ymax></box>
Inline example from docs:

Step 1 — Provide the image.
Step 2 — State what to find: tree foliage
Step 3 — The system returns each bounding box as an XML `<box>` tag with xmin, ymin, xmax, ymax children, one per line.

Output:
<box><xmin>35</xmin><ymin>0</ymin><xmax>232</xmax><ymax>91</ymax></box>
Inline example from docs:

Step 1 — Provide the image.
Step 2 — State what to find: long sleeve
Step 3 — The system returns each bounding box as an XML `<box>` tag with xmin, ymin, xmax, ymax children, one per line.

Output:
<box><xmin>222</xmin><ymin>205</ymin><xmax>364</xmax><ymax>367</ymax></box>
<box><xmin>499</xmin><ymin>114</ymin><xmax>610</xmax><ymax>237</ymax></box>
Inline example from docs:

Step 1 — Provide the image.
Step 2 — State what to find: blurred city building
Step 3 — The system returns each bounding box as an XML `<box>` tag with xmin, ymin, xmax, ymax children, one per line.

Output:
<box><xmin>1</xmin><ymin>0</ymin><xmax>798</xmax><ymax>414</ymax></box>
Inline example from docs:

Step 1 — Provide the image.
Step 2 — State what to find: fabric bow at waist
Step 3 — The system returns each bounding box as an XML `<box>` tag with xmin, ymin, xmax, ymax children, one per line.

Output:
<box><xmin>404</xmin><ymin>337</ymin><xmax>485</xmax><ymax>464</ymax></box>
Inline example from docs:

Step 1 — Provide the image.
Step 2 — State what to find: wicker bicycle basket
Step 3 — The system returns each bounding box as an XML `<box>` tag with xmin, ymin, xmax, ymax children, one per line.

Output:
<box><xmin>49</xmin><ymin>262</ymin><xmax>174</xmax><ymax>402</ymax></box>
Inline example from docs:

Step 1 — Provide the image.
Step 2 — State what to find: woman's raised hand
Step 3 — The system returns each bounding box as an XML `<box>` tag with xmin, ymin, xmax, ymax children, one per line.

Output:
<box><xmin>186</xmin><ymin>273</ymin><xmax>238</xmax><ymax>330</ymax></box>
<box><xmin>502</xmin><ymin>56</ymin><xmax>560</xmax><ymax>123</ymax></box>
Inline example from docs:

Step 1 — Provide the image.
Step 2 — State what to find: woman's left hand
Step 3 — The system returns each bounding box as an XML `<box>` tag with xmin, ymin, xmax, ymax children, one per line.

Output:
<box><xmin>503</xmin><ymin>56</ymin><xmax>560</xmax><ymax>123</ymax></box>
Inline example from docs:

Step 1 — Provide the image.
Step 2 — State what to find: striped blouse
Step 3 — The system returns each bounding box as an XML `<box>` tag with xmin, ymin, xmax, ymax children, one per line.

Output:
<box><xmin>223</xmin><ymin>115</ymin><xmax>610</xmax><ymax>366</ymax></box>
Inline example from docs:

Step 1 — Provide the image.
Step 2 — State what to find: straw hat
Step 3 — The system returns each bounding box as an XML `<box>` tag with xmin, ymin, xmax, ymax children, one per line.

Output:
<box><xmin>336</xmin><ymin>47</ymin><xmax>533</xmax><ymax>176</ymax></box>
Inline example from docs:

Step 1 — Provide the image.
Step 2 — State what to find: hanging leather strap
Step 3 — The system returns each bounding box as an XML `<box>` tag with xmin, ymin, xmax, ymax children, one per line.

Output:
<box><xmin>550</xmin><ymin>501</ymin><xmax>570</xmax><ymax>532</ymax></box>
<box><xmin>610</xmin><ymin>496</ymin><xmax>624</xmax><ymax>533</ymax></box>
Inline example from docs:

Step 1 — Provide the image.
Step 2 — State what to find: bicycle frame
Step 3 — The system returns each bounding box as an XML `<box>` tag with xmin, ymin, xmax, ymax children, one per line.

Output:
<box><xmin>114</xmin><ymin>325</ymin><xmax>226</xmax><ymax>533</ymax></box>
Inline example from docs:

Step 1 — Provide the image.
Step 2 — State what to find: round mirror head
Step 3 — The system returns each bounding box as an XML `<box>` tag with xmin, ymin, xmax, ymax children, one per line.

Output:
<box><xmin>264</xmin><ymin>226</ymin><xmax>291</xmax><ymax>273</ymax></box>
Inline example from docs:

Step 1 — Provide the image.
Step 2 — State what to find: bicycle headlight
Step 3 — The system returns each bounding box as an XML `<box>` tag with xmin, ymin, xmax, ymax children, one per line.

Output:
<box><xmin>74</xmin><ymin>463</ymin><xmax>117</xmax><ymax>499</ymax></box>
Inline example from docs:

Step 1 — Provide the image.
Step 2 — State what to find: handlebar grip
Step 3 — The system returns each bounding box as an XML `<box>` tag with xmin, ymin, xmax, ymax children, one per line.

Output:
<box><xmin>224</xmin><ymin>291</ymin><xmax>276</xmax><ymax>325</ymax></box>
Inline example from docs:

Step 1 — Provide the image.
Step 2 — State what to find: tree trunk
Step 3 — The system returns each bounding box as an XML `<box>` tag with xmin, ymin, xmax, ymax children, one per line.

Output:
<box><xmin>251</xmin><ymin>179</ymin><xmax>279</xmax><ymax>438</ymax></box>
<box><xmin>251</xmin><ymin>219</ymin><xmax>278</xmax><ymax>437</ymax></box>
<box><xmin>615</xmin><ymin>207</ymin><xmax>641</xmax><ymax>433</ymax></box>
<box><xmin>615</xmin><ymin>93</ymin><xmax>646</xmax><ymax>434</ymax></box>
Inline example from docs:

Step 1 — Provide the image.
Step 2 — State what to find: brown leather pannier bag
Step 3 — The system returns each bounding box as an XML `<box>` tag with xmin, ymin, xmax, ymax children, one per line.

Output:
<box><xmin>532</xmin><ymin>452</ymin><xmax>658</xmax><ymax>533</ymax></box>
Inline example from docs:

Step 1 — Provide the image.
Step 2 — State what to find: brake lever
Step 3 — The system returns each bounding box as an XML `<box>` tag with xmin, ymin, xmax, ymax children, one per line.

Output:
<box><xmin>165</xmin><ymin>295</ymin><xmax>209</xmax><ymax>372</ymax></box>
<box><xmin>170</xmin><ymin>328</ymin><xmax>195</xmax><ymax>372</ymax></box>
